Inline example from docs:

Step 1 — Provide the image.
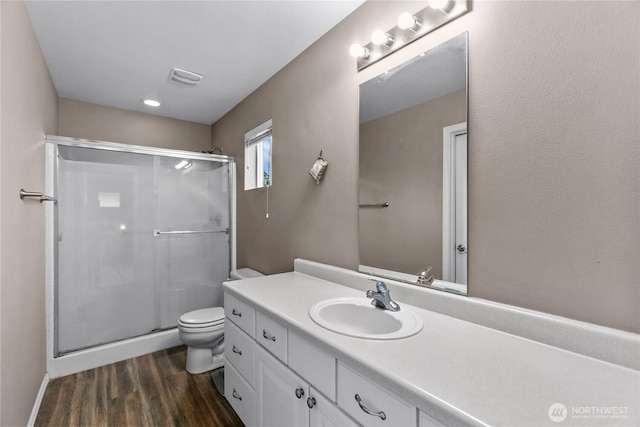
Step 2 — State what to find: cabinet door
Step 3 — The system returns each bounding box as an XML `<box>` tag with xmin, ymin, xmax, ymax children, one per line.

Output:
<box><xmin>255</xmin><ymin>345</ymin><xmax>309</xmax><ymax>427</ymax></box>
<box><xmin>309</xmin><ymin>387</ymin><xmax>360</xmax><ymax>427</ymax></box>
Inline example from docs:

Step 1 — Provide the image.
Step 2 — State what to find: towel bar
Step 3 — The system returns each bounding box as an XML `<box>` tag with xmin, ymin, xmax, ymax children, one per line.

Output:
<box><xmin>19</xmin><ymin>189</ymin><xmax>57</xmax><ymax>203</ymax></box>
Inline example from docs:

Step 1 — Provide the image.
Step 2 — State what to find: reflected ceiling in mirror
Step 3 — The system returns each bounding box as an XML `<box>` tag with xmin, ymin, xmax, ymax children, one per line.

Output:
<box><xmin>358</xmin><ymin>32</ymin><xmax>468</xmax><ymax>295</ymax></box>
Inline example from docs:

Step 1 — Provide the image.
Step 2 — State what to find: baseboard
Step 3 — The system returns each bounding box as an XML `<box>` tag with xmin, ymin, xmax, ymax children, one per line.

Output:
<box><xmin>49</xmin><ymin>328</ymin><xmax>181</xmax><ymax>378</ymax></box>
<box><xmin>27</xmin><ymin>373</ymin><xmax>49</xmax><ymax>427</ymax></box>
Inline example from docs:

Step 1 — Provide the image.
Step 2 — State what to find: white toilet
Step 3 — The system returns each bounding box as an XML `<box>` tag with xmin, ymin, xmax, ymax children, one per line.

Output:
<box><xmin>178</xmin><ymin>268</ymin><xmax>263</xmax><ymax>374</ymax></box>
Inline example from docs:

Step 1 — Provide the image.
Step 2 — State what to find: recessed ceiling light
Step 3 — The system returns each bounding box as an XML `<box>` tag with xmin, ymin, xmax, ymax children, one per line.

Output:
<box><xmin>143</xmin><ymin>99</ymin><xmax>160</xmax><ymax>107</ymax></box>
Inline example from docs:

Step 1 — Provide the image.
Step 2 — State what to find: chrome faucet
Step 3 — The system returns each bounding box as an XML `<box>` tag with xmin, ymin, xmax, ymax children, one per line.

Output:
<box><xmin>366</xmin><ymin>280</ymin><xmax>401</xmax><ymax>312</ymax></box>
<box><xmin>416</xmin><ymin>266</ymin><xmax>435</xmax><ymax>287</ymax></box>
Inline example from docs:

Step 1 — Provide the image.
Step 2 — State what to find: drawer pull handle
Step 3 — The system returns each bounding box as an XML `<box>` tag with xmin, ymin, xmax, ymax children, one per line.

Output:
<box><xmin>355</xmin><ymin>394</ymin><xmax>386</xmax><ymax>421</ymax></box>
<box><xmin>232</xmin><ymin>308</ymin><xmax>242</xmax><ymax>317</ymax></box>
<box><xmin>232</xmin><ymin>345</ymin><xmax>242</xmax><ymax>355</ymax></box>
<box><xmin>232</xmin><ymin>388</ymin><xmax>242</xmax><ymax>401</ymax></box>
<box><xmin>262</xmin><ymin>329</ymin><xmax>276</xmax><ymax>342</ymax></box>
<box><xmin>295</xmin><ymin>387</ymin><xmax>305</xmax><ymax>399</ymax></box>
<box><xmin>307</xmin><ymin>397</ymin><xmax>316</xmax><ymax>409</ymax></box>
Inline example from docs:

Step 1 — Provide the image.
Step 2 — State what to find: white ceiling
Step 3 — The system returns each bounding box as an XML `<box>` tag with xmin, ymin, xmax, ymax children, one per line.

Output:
<box><xmin>25</xmin><ymin>0</ymin><xmax>364</xmax><ymax>125</ymax></box>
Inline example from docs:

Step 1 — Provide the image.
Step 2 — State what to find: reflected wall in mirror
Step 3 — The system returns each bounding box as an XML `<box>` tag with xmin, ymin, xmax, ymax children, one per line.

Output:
<box><xmin>244</xmin><ymin>119</ymin><xmax>273</xmax><ymax>190</ymax></box>
<box><xmin>358</xmin><ymin>32</ymin><xmax>468</xmax><ymax>295</ymax></box>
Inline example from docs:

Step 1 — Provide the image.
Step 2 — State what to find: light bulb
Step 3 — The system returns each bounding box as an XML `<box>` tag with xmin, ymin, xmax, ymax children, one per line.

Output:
<box><xmin>397</xmin><ymin>12</ymin><xmax>421</xmax><ymax>31</ymax></box>
<box><xmin>349</xmin><ymin>43</ymin><xmax>370</xmax><ymax>59</ymax></box>
<box><xmin>428</xmin><ymin>0</ymin><xmax>451</xmax><ymax>12</ymax></box>
<box><xmin>371</xmin><ymin>29</ymin><xmax>394</xmax><ymax>47</ymax></box>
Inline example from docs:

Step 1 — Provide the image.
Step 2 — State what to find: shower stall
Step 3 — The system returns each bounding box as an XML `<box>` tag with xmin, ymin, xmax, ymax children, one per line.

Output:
<box><xmin>45</xmin><ymin>136</ymin><xmax>235</xmax><ymax>374</ymax></box>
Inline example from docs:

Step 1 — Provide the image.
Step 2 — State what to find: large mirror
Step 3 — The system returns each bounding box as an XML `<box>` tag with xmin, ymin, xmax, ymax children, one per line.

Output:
<box><xmin>358</xmin><ymin>32</ymin><xmax>468</xmax><ymax>294</ymax></box>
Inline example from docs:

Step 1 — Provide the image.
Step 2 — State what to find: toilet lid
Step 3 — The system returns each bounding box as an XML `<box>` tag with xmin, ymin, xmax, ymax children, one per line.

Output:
<box><xmin>179</xmin><ymin>307</ymin><xmax>225</xmax><ymax>327</ymax></box>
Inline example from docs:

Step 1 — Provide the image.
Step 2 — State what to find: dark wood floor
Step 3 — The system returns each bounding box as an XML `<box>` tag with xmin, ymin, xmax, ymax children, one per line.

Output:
<box><xmin>35</xmin><ymin>346</ymin><xmax>244</xmax><ymax>427</ymax></box>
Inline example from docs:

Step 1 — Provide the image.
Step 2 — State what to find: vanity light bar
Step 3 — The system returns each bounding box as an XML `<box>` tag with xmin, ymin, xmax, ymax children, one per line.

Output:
<box><xmin>351</xmin><ymin>0</ymin><xmax>469</xmax><ymax>71</ymax></box>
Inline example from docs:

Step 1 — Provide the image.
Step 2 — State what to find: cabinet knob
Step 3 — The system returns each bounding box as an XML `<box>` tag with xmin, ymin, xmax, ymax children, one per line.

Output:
<box><xmin>232</xmin><ymin>345</ymin><xmax>242</xmax><ymax>355</ymax></box>
<box><xmin>232</xmin><ymin>388</ymin><xmax>242</xmax><ymax>401</ymax></box>
<box><xmin>232</xmin><ymin>308</ymin><xmax>242</xmax><ymax>317</ymax></box>
<box><xmin>307</xmin><ymin>397</ymin><xmax>316</xmax><ymax>409</ymax></box>
<box><xmin>355</xmin><ymin>394</ymin><xmax>386</xmax><ymax>420</ymax></box>
<box><xmin>295</xmin><ymin>387</ymin><xmax>305</xmax><ymax>399</ymax></box>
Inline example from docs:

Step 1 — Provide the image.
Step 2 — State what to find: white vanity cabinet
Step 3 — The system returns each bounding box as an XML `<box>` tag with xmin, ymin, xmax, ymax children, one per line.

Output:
<box><xmin>224</xmin><ymin>290</ymin><xmax>421</xmax><ymax>427</ymax></box>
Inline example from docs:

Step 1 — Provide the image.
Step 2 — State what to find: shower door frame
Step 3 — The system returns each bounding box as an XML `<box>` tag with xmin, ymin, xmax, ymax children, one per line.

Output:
<box><xmin>45</xmin><ymin>135</ymin><xmax>236</xmax><ymax>377</ymax></box>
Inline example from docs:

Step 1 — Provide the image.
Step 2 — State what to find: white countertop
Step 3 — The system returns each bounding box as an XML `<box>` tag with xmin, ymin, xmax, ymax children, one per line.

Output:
<box><xmin>223</xmin><ymin>271</ymin><xmax>639</xmax><ymax>426</ymax></box>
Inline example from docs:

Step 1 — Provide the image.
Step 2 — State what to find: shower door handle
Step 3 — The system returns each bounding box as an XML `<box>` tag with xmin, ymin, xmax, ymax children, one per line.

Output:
<box><xmin>153</xmin><ymin>228</ymin><xmax>229</xmax><ymax>237</ymax></box>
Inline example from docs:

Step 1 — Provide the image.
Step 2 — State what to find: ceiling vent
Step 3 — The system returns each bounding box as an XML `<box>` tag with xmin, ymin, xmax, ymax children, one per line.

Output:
<box><xmin>169</xmin><ymin>68</ymin><xmax>203</xmax><ymax>87</ymax></box>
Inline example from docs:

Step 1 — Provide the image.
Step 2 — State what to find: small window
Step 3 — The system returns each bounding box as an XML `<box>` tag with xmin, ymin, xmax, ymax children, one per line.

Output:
<box><xmin>244</xmin><ymin>119</ymin><xmax>273</xmax><ymax>190</ymax></box>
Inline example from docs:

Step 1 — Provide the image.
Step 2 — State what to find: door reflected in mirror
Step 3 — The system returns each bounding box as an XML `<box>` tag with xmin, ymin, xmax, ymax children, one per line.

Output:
<box><xmin>244</xmin><ymin>119</ymin><xmax>273</xmax><ymax>190</ymax></box>
<box><xmin>358</xmin><ymin>33</ymin><xmax>468</xmax><ymax>294</ymax></box>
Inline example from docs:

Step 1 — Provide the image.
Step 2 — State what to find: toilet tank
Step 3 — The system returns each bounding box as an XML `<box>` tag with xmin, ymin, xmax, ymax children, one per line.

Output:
<box><xmin>230</xmin><ymin>268</ymin><xmax>263</xmax><ymax>281</ymax></box>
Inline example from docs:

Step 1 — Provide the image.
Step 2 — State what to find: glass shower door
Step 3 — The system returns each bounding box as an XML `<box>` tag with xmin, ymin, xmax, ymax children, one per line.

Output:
<box><xmin>55</xmin><ymin>143</ymin><xmax>232</xmax><ymax>355</ymax></box>
<box><xmin>154</xmin><ymin>156</ymin><xmax>230</xmax><ymax>329</ymax></box>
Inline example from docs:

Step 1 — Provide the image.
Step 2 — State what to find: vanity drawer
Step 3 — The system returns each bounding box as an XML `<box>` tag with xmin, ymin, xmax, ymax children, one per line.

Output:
<box><xmin>224</xmin><ymin>293</ymin><xmax>255</xmax><ymax>338</ymax></box>
<box><xmin>288</xmin><ymin>333</ymin><xmax>336</xmax><ymax>401</ymax></box>
<box><xmin>225</xmin><ymin>362</ymin><xmax>256</xmax><ymax>427</ymax></box>
<box><xmin>256</xmin><ymin>311</ymin><xmax>288</xmax><ymax>363</ymax></box>
<box><xmin>225</xmin><ymin>320</ymin><xmax>255</xmax><ymax>387</ymax></box>
<box><xmin>337</xmin><ymin>362</ymin><xmax>415</xmax><ymax>427</ymax></box>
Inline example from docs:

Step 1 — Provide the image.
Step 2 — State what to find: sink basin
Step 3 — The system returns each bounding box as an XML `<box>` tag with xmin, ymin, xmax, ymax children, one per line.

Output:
<box><xmin>308</xmin><ymin>297</ymin><xmax>423</xmax><ymax>340</ymax></box>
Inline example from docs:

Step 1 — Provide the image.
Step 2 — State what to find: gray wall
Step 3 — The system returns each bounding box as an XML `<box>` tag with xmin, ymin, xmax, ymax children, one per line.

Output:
<box><xmin>212</xmin><ymin>1</ymin><xmax>639</xmax><ymax>333</ymax></box>
<box><xmin>0</xmin><ymin>1</ymin><xmax>59</xmax><ymax>425</ymax></box>
<box><xmin>359</xmin><ymin>90</ymin><xmax>466</xmax><ymax>278</ymax></box>
<box><xmin>59</xmin><ymin>98</ymin><xmax>211</xmax><ymax>151</ymax></box>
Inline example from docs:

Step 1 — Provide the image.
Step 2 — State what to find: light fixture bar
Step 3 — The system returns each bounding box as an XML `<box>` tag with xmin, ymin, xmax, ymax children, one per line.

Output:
<box><xmin>352</xmin><ymin>0</ymin><xmax>469</xmax><ymax>71</ymax></box>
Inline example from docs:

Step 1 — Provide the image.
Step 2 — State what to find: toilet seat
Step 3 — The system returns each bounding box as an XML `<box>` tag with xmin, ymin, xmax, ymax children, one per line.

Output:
<box><xmin>179</xmin><ymin>307</ymin><xmax>224</xmax><ymax>329</ymax></box>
